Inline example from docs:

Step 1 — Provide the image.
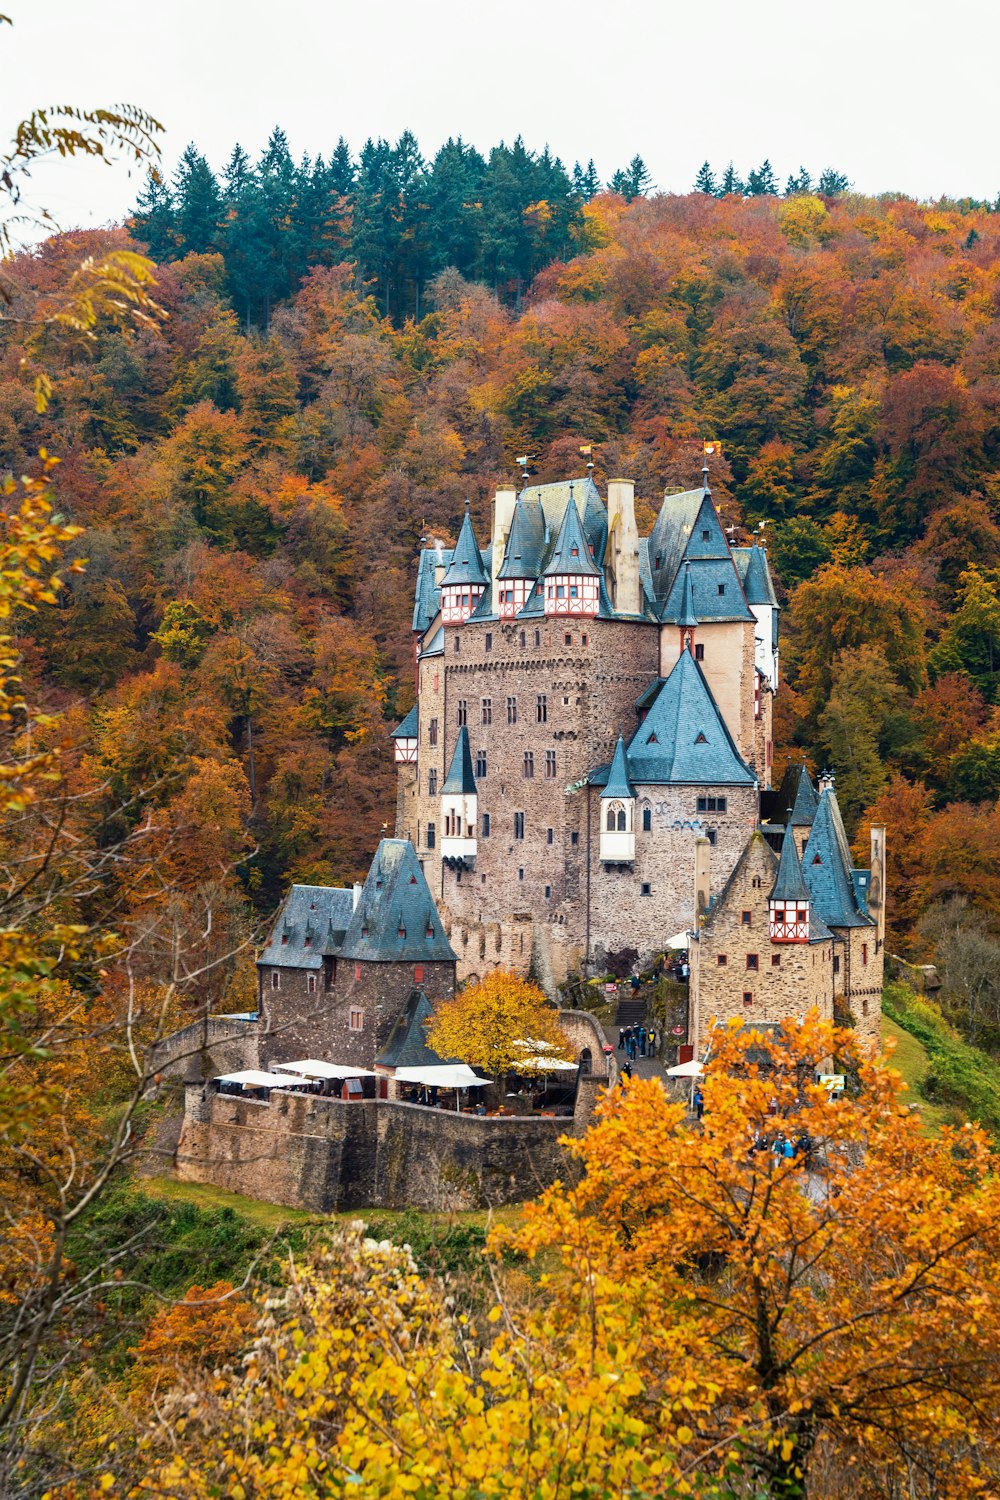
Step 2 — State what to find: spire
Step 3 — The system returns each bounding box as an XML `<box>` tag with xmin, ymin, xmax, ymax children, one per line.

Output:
<box><xmin>770</xmin><ymin>821</ymin><xmax>809</xmax><ymax>903</ymax></box>
<box><xmin>497</xmin><ymin>495</ymin><xmax>545</xmax><ymax>579</ymax></box>
<box><xmin>542</xmin><ymin>493</ymin><xmax>601</xmax><ymax>576</ymax></box>
<box><xmin>601</xmin><ymin>735</ymin><xmax>634</xmax><ymax>800</ymax></box>
<box><xmin>677</xmin><ymin>560</ymin><xmax>698</xmax><ymax>630</ymax></box>
<box><xmin>442</xmin><ymin>725</ymin><xmax>477</xmax><ymax>794</ymax></box>
<box><xmin>440</xmin><ymin>503</ymin><xmax>488</xmax><ymax>588</ymax></box>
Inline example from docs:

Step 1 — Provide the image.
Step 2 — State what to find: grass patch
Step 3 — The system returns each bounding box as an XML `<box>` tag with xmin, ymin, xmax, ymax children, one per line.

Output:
<box><xmin>882</xmin><ymin>983</ymin><xmax>1000</xmax><ymax>1141</ymax></box>
<box><xmin>880</xmin><ymin>1017</ymin><xmax>962</xmax><ymax>1136</ymax></box>
<box><xmin>139</xmin><ymin>1174</ymin><xmax>314</xmax><ymax>1231</ymax></box>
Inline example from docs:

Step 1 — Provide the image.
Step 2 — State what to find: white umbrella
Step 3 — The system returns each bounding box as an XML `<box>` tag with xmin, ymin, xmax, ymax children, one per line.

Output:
<box><xmin>213</xmin><ymin>1069</ymin><xmax>311</xmax><ymax>1090</ymax></box>
<box><xmin>666</xmin><ymin>1059</ymin><xmax>704</xmax><ymax>1077</ymax></box>
<box><xmin>666</xmin><ymin>930</ymin><xmax>691</xmax><ymax>950</ymax></box>
<box><xmin>394</xmin><ymin>1063</ymin><xmax>490</xmax><ymax>1111</ymax></box>
<box><xmin>517</xmin><ymin>1055</ymin><xmax>578</xmax><ymax>1072</ymax></box>
<box><xmin>272</xmin><ymin>1059</ymin><xmax>375</xmax><ymax>1080</ymax></box>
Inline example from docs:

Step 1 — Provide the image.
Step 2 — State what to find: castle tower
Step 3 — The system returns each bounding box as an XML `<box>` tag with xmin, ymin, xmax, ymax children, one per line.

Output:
<box><xmin>677</xmin><ymin>560</ymin><xmax>698</xmax><ymax>656</ymax></box>
<box><xmin>606</xmin><ymin>478</ymin><xmax>640</xmax><ymax>615</ymax></box>
<box><xmin>495</xmin><ymin>495</ymin><xmax>545</xmax><ymax>619</ymax></box>
<box><xmin>542</xmin><ymin>490</ymin><xmax>601</xmax><ymax>618</ymax></box>
<box><xmin>439</xmin><ymin>502</ymin><xmax>488</xmax><ymax>624</ymax></box>
<box><xmin>769</xmin><ymin>822</ymin><xmax>810</xmax><ymax>942</ymax></box>
<box><xmin>440</xmin><ymin>725</ymin><xmax>477</xmax><ymax>867</ymax></box>
<box><xmin>599</xmin><ymin>735</ymin><xmax>635</xmax><ymax>864</ymax></box>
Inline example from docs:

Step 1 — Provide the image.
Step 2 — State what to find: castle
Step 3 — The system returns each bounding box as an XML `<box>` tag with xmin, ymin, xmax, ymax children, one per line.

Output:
<box><xmin>392</xmin><ymin>471</ymin><xmax>886</xmax><ymax>1049</ymax></box>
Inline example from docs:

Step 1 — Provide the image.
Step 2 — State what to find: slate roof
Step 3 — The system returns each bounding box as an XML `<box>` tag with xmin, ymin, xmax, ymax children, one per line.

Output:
<box><xmin>771</xmin><ymin>823</ymin><xmax>809</xmax><ymax>903</ymax></box>
<box><xmin>259</xmin><ymin>884</ymin><xmax>356</xmax><ymax>970</ymax></box>
<box><xmin>733</xmin><ymin>544</ymin><xmax>779</xmax><ymax>608</ymax></box>
<box><xmin>442</xmin><ymin>725</ymin><xmax>477</xmax><ymax>795</ymax></box>
<box><xmin>419</xmin><ymin>626</ymin><xmax>444</xmax><ymax>658</ymax></box>
<box><xmin>677</xmin><ymin>561</ymin><xmax>698</xmax><ymax>628</ymax></box>
<box><xmin>647</xmin><ymin>488</ymin><xmax>706</xmax><ymax>600</ymax></box>
<box><xmin>521</xmin><ymin>476</ymin><xmax>608</xmax><ymax>565</ymax></box>
<box><xmin>338</xmin><ymin>839</ymin><xmax>458</xmax><ymax>963</ymax></box>
<box><xmin>376</xmin><ymin>989</ymin><xmax>457</xmax><ymax>1068</ymax></box>
<box><xmin>703</xmin><ymin>830</ymin><xmax>833</xmax><ymax>945</ymax></box>
<box><xmin>497</xmin><ymin>497</ymin><xmax>547</xmax><ymax>579</ymax></box>
<box><xmin>542</xmin><ymin>492</ymin><xmax>603</xmax><ymax>577</ymax></box>
<box><xmin>601</xmin><ymin>735</ymin><xmax>635</xmax><ymax>799</ymax></box>
<box><xmin>802</xmin><ymin>790</ymin><xmax>874</xmax><ymax>930</ymax></box>
<box><xmin>412</xmin><ymin>546</ymin><xmax>452</xmax><ymax>634</ymax></box>
<box><xmin>591</xmin><ymin>651</ymin><xmax>755</xmax><ymax>787</ymax></box>
<box><xmin>440</xmin><ymin>505</ymin><xmax>488</xmax><ymax>589</ymax></box>
<box><xmin>761</xmin><ymin>762</ymin><xmax>819</xmax><ymax>829</ymax></box>
<box><xmin>391</xmin><ymin>704</ymin><xmax>418</xmax><ymax>739</ymax></box>
<box><xmin>659</xmin><ymin>556</ymin><xmax>754</xmax><ymax>624</ymax></box>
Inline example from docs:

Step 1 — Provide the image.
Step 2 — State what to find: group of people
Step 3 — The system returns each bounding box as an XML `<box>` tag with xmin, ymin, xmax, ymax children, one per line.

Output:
<box><xmin>748</xmin><ymin>1129</ymin><xmax>815</xmax><ymax>1165</ymax></box>
<box><xmin>619</xmin><ymin>1024</ymin><xmax>657</xmax><ymax>1060</ymax></box>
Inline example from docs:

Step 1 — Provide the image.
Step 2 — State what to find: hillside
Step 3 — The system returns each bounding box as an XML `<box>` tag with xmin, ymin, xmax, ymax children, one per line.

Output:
<box><xmin>2</xmin><ymin>176</ymin><xmax>1000</xmax><ymax>1030</ymax></box>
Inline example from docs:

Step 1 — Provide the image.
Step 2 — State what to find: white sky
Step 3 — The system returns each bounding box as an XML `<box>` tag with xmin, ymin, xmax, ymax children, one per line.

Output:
<box><xmin>3</xmin><ymin>0</ymin><xmax>998</xmax><ymax>237</ymax></box>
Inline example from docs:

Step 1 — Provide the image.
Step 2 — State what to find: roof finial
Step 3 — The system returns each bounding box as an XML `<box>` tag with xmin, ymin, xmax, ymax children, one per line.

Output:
<box><xmin>516</xmin><ymin>454</ymin><xmax>533</xmax><ymax>487</ymax></box>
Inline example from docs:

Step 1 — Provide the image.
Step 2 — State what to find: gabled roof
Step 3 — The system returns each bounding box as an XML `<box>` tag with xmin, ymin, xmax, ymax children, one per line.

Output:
<box><xmin>601</xmin><ymin>735</ymin><xmax>634</xmax><ymax>799</ymax></box>
<box><xmin>497</xmin><ymin>497</ymin><xmax>547</xmax><ymax>579</ymax></box>
<box><xmin>521</xmin><ymin>476</ymin><xmax>607</xmax><ymax>565</ymax></box>
<box><xmin>704</xmin><ymin>830</ymin><xmax>776</xmax><ymax>932</ymax></box>
<box><xmin>440</xmin><ymin>504</ymin><xmax>488</xmax><ymax>589</ymax></box>
<box><xmin>391</xmin><ymin>704</ymin><xmax>418</xmax><ymax>740</ymax></box>
<box><xmin>338</xmin><ymin>839</ymin><xmax>458</xmax><ymax>963</ymax></box>
<box><xmin>542</xmin><ymin>493</ymin><xmax>602</xmax><ymax>577</ymax></box>
<box><xmin>412</xmin><ymin>546</ymin><xmax>452</xmax><ymax>634</ymax></box>
<box><xmin>468</xmin><ymin>580</ymin><xmax>495</xmax><ymax>621</ymax></box>
<box><xmin>659</xmin><ymin>555</ymin><xmax>754</xmax><ymax>624</ymax></box>
<box><xmin>419</xmin><ymin>626</ymin><xmax>444</xmax><ymax>659</ymax></box>
<box><xmin>802</xmin><ymin>790</ymin><xmax>874</xmax><ymax>930</ymax></box>
<box><xmin>622</xmin><ymin>650</ymin><xmax>755</xmax><ymax>786</ymax></box>
<box><xmin>376</xmin><ymin>989</ymin><xmax>457</xmax><ymax>1069</ymax></box>
<box><xmin>771</xmin><ymin>823</ymin><xmax>809</xmax><ymax>903</ymax></box>
<box><xmin>648</xmin><ymin>488</ymin><xmax>735</xmax><ymax>603</ymax></box>
<box><xmin>259</xmin><ymin>884</ymin><xmax>356</xmax><ymax>971</ymax></box>
<box><xmin>442</xmin><ymin>725</ymin><xmax>476</xmax><ymax>795</ymax></box>
<box><xmin>733</xmin><ymin>544</ymin><xmax>779</xmax><ymax>608</ymax></box>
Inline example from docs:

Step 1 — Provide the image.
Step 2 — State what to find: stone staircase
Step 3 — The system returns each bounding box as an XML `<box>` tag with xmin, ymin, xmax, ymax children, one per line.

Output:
<box><xmin>615</xmin><ymin>995</ymin><xmax>647</xmax><ymax>1030</ymax></box>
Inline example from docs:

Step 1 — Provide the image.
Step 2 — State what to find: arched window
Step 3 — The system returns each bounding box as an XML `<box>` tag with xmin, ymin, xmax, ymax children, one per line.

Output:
<box><xmin>606</xmin><ymin>808</ymin><xmax>616</xmax><ymax>832</ymax></box>
<box><xmin>617</xmin><ymin>809</ymin><xmax>627</xmax><ymax>831</ymax></box>
<box><xmin>642</xmin><ymin>806</ymin><xmax>651</xmax><ymax>831</ymax></box>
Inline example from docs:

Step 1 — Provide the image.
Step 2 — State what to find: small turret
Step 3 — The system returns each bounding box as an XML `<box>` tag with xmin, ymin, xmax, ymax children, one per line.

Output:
<box><xmin>677</xmin><ymin>560</ymin><xmax>698</xmax><ymax>655</ymax></box>
<box><xmin>769</xmin><ymin>821</ymin><xmax>810</xmax><ymax>942</ymax></box>
<box><xmin>440</xmin><ymin>726</ymin><xmax>477</xmax><ymax>866</ymax></box>
<box><xmin>543</xmin><ymin>489</ymin><xmax>601</xmax><ymax>618</ymax></box>
<box><xmin>440</xmin><ymin>502</ymin><xmax>488</xmax><ymax>624</ymax></box>
<box><xmin>600</xmin><ymin>735</ymin><xmax>635</xmax><ymax>863</ymax></box>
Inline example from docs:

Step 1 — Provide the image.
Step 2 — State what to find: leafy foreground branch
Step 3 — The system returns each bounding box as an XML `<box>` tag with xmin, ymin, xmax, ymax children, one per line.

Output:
<box><xmin>121</xmin><ymin>1015</ymin><xmax>1000</xmax><ymax>1500</ymax></box>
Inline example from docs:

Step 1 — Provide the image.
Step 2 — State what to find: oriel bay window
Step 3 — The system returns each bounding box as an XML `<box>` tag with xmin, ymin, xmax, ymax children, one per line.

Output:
<box><xmin>769</xmin><ymin>899</ymin><xmax>810</xmax><ymax>942</ymax></box>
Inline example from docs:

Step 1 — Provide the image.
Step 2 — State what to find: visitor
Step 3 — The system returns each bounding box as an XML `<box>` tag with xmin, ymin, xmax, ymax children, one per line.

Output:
<box><xmin>622</xmin><ymin>1059</ymin><xmax>633</xmax><ymax>1081</ymax></box>
<box><xmin>639</xmin><ymin>1028</ymin><xmax>646</xmax><ymax>1057</ymax></box>
<box><xmin>618</xmin><ymin>1026</ymin><xmax>625</xmax><ymax>1049</ymax></box>
<box><xmin>694</xmin><ymin>1087</ymin><xmax>704</xmax><ymax>1120</ymax></box>
<box><xmin>647</xmin><ymin>1026</ymin><xmax>656</xmax><ymax>1055</ymax></box>
<box><xmin>680</xmin><ymin>957</ymin><xmax>690</xmax><ymax>981</ymax></box>
<box><xmin>782</xmin><ymin>1136</ymin><xmax>795</xmax><ymax>1159</ymax></box>
<box><xmin>630</xmin><ymin>972</ymin><xmax>641</xmax><ymax>993</ymax></box>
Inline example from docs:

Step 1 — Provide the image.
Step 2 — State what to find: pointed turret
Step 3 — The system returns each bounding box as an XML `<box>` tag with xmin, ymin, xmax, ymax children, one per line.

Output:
<box><xmin>769</xmin><ymin>823</ymin><xmax>810</xmax><ymax>942</ymax></box>
<box><xmin>623</xmin><ymin>652</ymin><xmax>756</xmax><ymax>787</ymax></box>
<box><xmin>496</xmin><ymin>496</ymin><xmax>545</xmax><ymax>618</ymax></box>
<box><xmin>440</xmin><ymin>503</ymin><xmax>488</xmax><ymax>624</ymax></box>
<box><xmin>441</xmin><ymin>726</ymin><xmax>478</xmax><ymax>866</ymax></box>
<box><xmin>802</xmin><ymin>788</ymin><xmax>873</xmax><ymax>931</ymax></box>
<box><xmin>600</xmin><ymin>735</ymin><xmax>635</xmax><ymax>863</ymax></box>
<box><xmin>542</xmin><ymin>489</ymin><xmax>601</xmax><ymax>618</ymax></box>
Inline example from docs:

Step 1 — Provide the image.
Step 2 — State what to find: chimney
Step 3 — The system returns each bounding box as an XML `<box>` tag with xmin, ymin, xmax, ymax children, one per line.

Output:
<box><xmin>606</xmin><ymin>478</ymin><xmax>640</xmax><ymax>615</ymax></box>
<box><xmin>694</xmin><ymin>835</ymin><xmax>711</xmax><ymax>920</ymax></box>
<box><xmin>352</xmin><ymin>881</ymin><xmax>363</xmax><ymax>910</ymax></box>
<box><xmin>869</xmin><ymin>823</ymin><xmax>886</xmax><ymax>947</ymax></box>
<box><xmin>818</xmin><ymin>769</ymin><xmax>836</xmax><ymax>796</ymax></box>
<box><xmin>491</xmin><ymin>484</ymin><xmax>517</xmax><ymax>590</ymax></box>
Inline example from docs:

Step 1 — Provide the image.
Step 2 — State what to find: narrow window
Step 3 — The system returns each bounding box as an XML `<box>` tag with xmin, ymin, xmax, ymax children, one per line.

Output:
<box><xmin>746</xmin><ymin>954</ymin><xmax>759</xmax><ymax>972</ymax></box>
<box><xmin>771</xmin><ymin>954</ymin><xmax>781</xmax><ymax>967</ymax></box>
<box><xmin>534</xmin><ymin>629</ymin><xmax>541</xmax><ymax>646</ymax></box>
<box><xmin>457</xmin><ymin>699</ymin><xmax>467</xmax><ymax>726</ymax></box>
<box><xmin>544</xmin><ymin>884</ymin><xmax>551</xmax><ymax>898</ymax></box>
<box><xmin>545</xmin><ymin>750</ymin><xmax>557</xmax><ymax>778</ymax></box>
<box><xmin>581</xmin><ymin>633</ymin><xmax>588</xmax><ymax>645</ymax></box>
<box><xmin>546</xmin><ymin>827</ymin><xmax>554</xmax><ymax>845</ymax></box>
<box><xmin>717</xmin><ymin>954</ymin><xmax>727</xmax><ymax>966</ymax></box>
<box><xmin>454</xmin><ymin>635</ymin><xmax>460</xmax><ymax>652</ymax></box>
<box><xmin>641</xmin><ymin>882</ymin><xmax>652</xmax><ymax>896</ymax></box>
<box><xmin>606</xmin><ymin>808</ymin><xmax>616</xmax><ymax>833</ymax></box>
<box><xmin>482</xmin><ymin>812</ymin><xmax>490</xmax><ymax>837</ymax></box>
<box><xmin>743</xmin><ymin>992</ymin><xmax>753</xmax><ymax>1007</ymax></box>
<box><xmin>413</xmin><ymin>964</ymin><xmax>424</xmax><ymax>983</ymax></box>
<box><xmin>485</xmin><ymin>632</ymin><xmax>493</xmax><ymax>652</ymax></box>
<box><xmin>701</xmin><ymin>528</ymin><xmax>710</xmax><ymax>541</ymax></box>
<box><xmin>642</xmin><ymin>806</ymin><xmax>651</xmax><ymax>831</ymax></box>
<box><xmin>519</xmin><ymin>630</ymin><xmax>526</xmax><ymax>647</ymax></box>
<box><xmin>308</xmin><ymin>974</ymin><xmax>316</xmax><ymax>994</ymax></box>
<box><xmin>707</xmin><ymin>829</ymin><xmax>717</xmax><ymax>846</ymax></box>
<box><xmin>617</xmin><ymin>809</ymin><xmax>626</xmax><ymax>831</ymax></box>
<box><xmin>482</xmin><ymin>697</ymin><xmax>492</xmax><ymax>724</ymax></box>
<box><xmin>507</xmin><ymin>696</ymin><xmax>518</xmax><ymax>725</ymax></box>
<box><xmin>742</xmin><ymin>911</ymin><xmax>752</xmax><ymax>926</ymax></box>
<box><xmin>514</xmin><ymin>812</ymin><xmax>525</xmax><ymax>840</ymax></box>
<box><xmin>349</xmin><ymin>1006</ymin><xmax>364</xmax><ymax>1031</ymax></box>
<box><xmin>271</xmin><ymin>970</ymin><xmax>280</xmax><ymax>990</ymax></box>
<box><xmin>426</xmin><ymin>822</ymin><xmax>436</xmax><ymax>849</ymax></box>
<box><xmin>475</xmin><ymin>751</ymin><xmax>487</xmax><ymax>778</ymax></box>
<box><xmin>694</xmin><ymin>643</ymin><xmax>705</xmax><ymax>661</ymax></box>
<box><xmin>518</xmin><ymin>867</ymin><xmax>524</xmax><ymax>881</ymax></box>
<box><xmin>536</xmin><ymin>694</ymin><xmax>548</xmax><ymax>723</ymax></box>
<box><xmin>353</xmin><ymin>963</ymin><xmax>362</xmax><ymax>982</ymax></box>
<box><xmin>862</xmin><ymin>942</ymin><xmax>868</xmax><ymax>965</ymax></box>
<box><xmin>523</xmin><ymin>752</ymin><xmax>534</xmax><ymax>778</ymax></box>
<box><xmin>833</xmin><ymin>955</ymin><xmax>840</xmax><ymax>974</ymax></box>
<box><xmin>717</xmin><ymin>583</ymin><xmax>725</xmax><ymax>596</ymax></box>
<box><xmin>571</xmin><ymin>831</ymin><xmax>579</xmax><ymax>846</ymax></box>
<box><xmin>428</xmin><ymin>769</ymin><xmax>438</xmax><ymax>797</ymax></box>
<box><xmin>564</xmin><ymin>633</ymin><xmax>572</xmax><ymax>645</ymax></box>
<box><xmin>428</xmin><ymin>718</ymin><xmax>438</xmax><ymax>747</ymax></box>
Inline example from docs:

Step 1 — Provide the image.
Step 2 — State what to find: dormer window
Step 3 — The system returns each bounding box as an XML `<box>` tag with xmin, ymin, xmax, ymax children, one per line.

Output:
<box><xmin>397</xmin><ymin>923</ymin><xmax>406</xmax><ymax>938</ymax></box>
<box><xmin>695</xmin><ymin>732</ymin><xmax>708</xmax><ymax>744</ymax></box>
<box><xmin>701</xmin><ymin>529</ymin><xmax>710</xmax><ymax>540</ymax></box>
<box><xmin>571</xmin><ymin>546</ymin><xmax>579</xmax><ymax>557</ymax></box>
<box><xmin>361</xmin><ymin>925</ymin><xmax>368</xmax><ymax>938</ymax></box>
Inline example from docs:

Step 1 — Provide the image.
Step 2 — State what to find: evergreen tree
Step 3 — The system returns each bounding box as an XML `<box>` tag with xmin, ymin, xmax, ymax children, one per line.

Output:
<box><xmin>426</xmin><ymin>137</ymin><xmax>485</xmax><ymax>279</ymax></box>
<box><xmin>219</xmin><ymin>143</ymin><xmax>262</xmax><ymax>329</ymax></box>
<box><xmin>817</xmin><ymin>167</ymin><xmax>851</xmax><ymax>195</ymax></box>
<box><xmin>785</xmin><ymin>165</ymin><xmax>813</xmax><ymax>195</ymax></box>
<box><xmin>131</xmin><ymin>168</ymin><xmax>176</xmax><ymax>261</ymax></box>
<box><xmin>172</xmin><ymin>144</ymin><xmax>222</xmax><ymax>255</ymax></box>
<box><xmin>719</xmin><ymin>162</ymin><xmax>745</xmax><ymax>196</ymax></box>
<box><xmin>327</xmin><ymin>136</ymin><xmax>356</xmax><ymax>196</ymax></box>
<box><xmin>694</xmin><ymin>161</ymin><xmax>717</xmax><ymax>195</ymax></box>
<box><xmin>572</xmin><ymin>159</ymin><xmax>601</xmax><ymax>200</ymax></box>
<box><xmin>747</xmin><ymin>159</ymin><xmax>779</xmax><ymax>196</ymax></box>
<box><xmin>254</xmin><ymin>127</ymin><xmax>303</xmax><ymax>325</ymax></box>
<box><xmin>625</xmin><ymin>154</ymin><xmax>652</xmax><ymax>198</ymax></box>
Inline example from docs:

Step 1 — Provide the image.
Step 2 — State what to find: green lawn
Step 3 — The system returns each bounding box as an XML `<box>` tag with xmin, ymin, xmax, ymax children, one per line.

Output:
<box><xmin>139</xmin><ymin>1174</ymin><xmax>315</xmax><ymax>1230</ymax></box>
<box><xmin>880</xmin><ymin>1017</ymin><xmax>962</xmax><ymax>1136</ymax></box>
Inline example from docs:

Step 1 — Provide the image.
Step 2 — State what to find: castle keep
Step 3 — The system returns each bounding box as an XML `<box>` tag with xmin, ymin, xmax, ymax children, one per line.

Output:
<box><xmin>393</xmin><ymin>473</ymin><xmax>886</xmax><ymax>1046</ymax></box>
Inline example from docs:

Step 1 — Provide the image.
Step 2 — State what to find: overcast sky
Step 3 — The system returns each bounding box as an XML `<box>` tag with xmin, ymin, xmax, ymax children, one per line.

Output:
<box><xmin>4</xmin><ymin>0</ymin><xmax>998</xmax><ymax>238</ymax></box>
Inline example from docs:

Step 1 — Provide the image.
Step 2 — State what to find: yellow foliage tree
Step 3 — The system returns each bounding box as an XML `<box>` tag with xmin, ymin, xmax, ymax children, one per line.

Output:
<box><xmin>426</xmin><ymin>970</ymin><xmax>574</xmax><ymax>1099</ymax></box>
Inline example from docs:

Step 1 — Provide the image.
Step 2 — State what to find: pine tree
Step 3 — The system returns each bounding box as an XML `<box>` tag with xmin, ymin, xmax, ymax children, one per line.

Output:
<box><xmin>219</xmin><ymin>143</ymin><xmax>262</xmax><ymax>329</ymax></box>
<box><xmin>719</xmin><ymin>162</ymin><xmax>745</xmax><ymax>196</ymax></box>
<box><xmin>784</xmin><ymin>165</ymin><xmax>813</xmax><ymax>195</ymax></box>
<box><xmin>172</xmin><ymin>144</ymin><xmax>222</xmax><ymax>255</ymax></box>
<box><xmin>328</xmin><ymin>137</ymin><xmax>356</xmax><ymax>196</ymax></box>
<box><xmin>426</xmin><ymin>137</ymin><xmax>485</xmax><ymax>280</ymax></box>
<box><xmin>572</xmin><ymin>159</ymin><xmax>601</xmax><ymax>201</ymax></box>
<box><xmin>817</xmin><ymin>167</ymin><xmax>851</xmax><ymax>196</ymax></box>
<box><xmin>746</xmin><ymin>159</ymin><xmax>778</xmax><ymax>196</ymax></box>
<box><xmin>693</xmin><ymin>161</ymin><xmax>717</xmax><ymax>195</ymax></box>
<box><xmin>131</xmin><ymin>168</ymin><xmax>176</xmax><ymax>261</ymax></box>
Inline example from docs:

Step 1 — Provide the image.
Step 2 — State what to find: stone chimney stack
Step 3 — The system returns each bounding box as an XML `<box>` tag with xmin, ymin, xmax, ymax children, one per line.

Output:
<box><xmin>694</xmin><ymin>835</ymin><xmax>711</xmax><ymax>920</ymax></box>
<box><xmin>352</xmin><ymin>881</ymin><xmax>363</xmax><ymax>910</ymax></box>
<box><xmin>606</xmin><ymin>478</ymin><xmax>640</xmax><ymax>615</ymax></box>
<box><xmin>869</xmin><ymin>823</ymin><xmax>886</xmax><ymax>947</ymax></box>
<box><xmin>491</xmin><ymin>484</ymin><xmax>517</xmax><ymax>591</ymax></box>
<box><xmin>818</xmin><ymin>769</ymin><xmax>836</xmax><ymax>796</ymax></box>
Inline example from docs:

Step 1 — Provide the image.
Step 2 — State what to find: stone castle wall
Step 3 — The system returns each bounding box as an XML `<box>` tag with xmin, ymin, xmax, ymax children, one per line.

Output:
<box><xmin>149</xmin><ymin>1016</ymin><xmax>261</xmax><ymax>1082</ymax></box>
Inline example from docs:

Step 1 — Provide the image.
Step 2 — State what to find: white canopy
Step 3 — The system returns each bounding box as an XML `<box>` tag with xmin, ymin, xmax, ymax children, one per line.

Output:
<box><xmin>214</xmin><ymin>1069</ymin><xmax>311</xmax><ymax>1089</ymax></box>
<box><xmin>666</xmin><ymin>931</ymin><xmax>691</xmax><ymax>950</ymax></box>
<box><xmin>394</xmin><ymin>1064</ymin><xmax>488</xmax><ymax>1089</ymax></box>
<box><xmin>666</xmin><ymin>1059</ymin><xmax>704</xmax><ymax>1078</ymax></box>
<box><xmin>513</xmin><ymin>1037</ymin><xmax>557</xmax><ymax>1051</ymax></box>
<box><xmin>517</xmin><ymin>1055</ymin><xmax>578</xmax><ymax>1073</ymax></box>
<box><xmin>272</xmin><ymin>1059</ymin><xmax>376</xmax><ymax>1080</ymax></box>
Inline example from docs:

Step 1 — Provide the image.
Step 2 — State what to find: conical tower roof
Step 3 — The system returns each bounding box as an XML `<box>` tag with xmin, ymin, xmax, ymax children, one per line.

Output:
<box><xmin>338</xmin><ymin>840</ymin><xmax>457</xmax><ymax>962</ymax></box>
<box><xmin>770</xmin><ymin>822</ymin><xmax>809</xmax><ymax>903</ymax></box>
<box><xmin>624</xmin><ymin>652</ymin><xmax>755</xmax><ymax>785</ymax></box>
<box><xmin>802</xmin><ymin>789</ymin><xmax>872</xmax><ymax>929</ymax></box>
<box><xmin>442</xmin><ymin>725</ymin><xmax>476</xmax><ymax>795</ymax></box>
<box><xmin>677</xmin><ymin>561</ymin><xmax>698</xmax><ymax>629</ymax></box>
<box><xmin>497</xmin><ymin>496</ymin><xmax>546</xmax><ymax>579</ymax></box>
<box><xmin>601</xmin><ymin>735</ymin><xmax>634</xmax><ymax>799</ymax></box>
<box><xmin>542</xmin><ymin>492</ymin><xmax>601</xmax><ymax>577</ymax></box>
<box><xmin>440</xmin><ymin>503</ymin><xmax>488</xmax><ymax>588</ymax></box>
<box><xmin>740</xmin><ymin>544</ymin><xmax>779</xmax><ymax>607</ymax></box>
